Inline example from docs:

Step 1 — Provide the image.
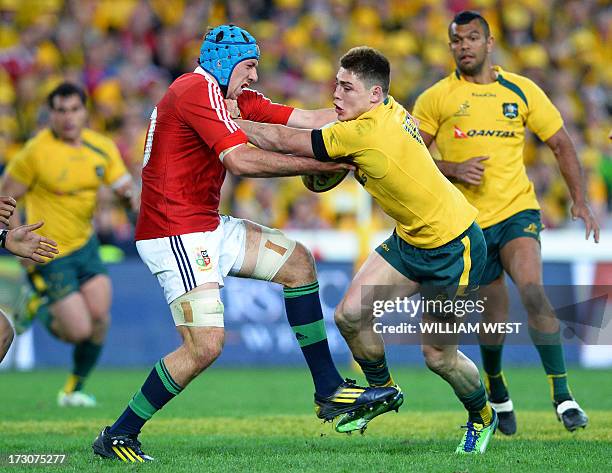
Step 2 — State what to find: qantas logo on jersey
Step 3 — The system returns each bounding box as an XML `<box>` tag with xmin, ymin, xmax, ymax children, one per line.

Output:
<box><xmin>454</xmin><ymin>126</ymin><xmax>468</xmax><ymax>139</ymax></box>
<box><xmin>453</xmin><ymin>126</ymin><xmax>517</xmax><ymax>139</ymax></box>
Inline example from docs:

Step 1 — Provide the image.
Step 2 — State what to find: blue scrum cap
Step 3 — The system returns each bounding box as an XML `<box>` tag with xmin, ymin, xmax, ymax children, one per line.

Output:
<box><xmin>198</xmin><ymin>24</ymin><xmax>260</xmax><ymax>96</ymax></box>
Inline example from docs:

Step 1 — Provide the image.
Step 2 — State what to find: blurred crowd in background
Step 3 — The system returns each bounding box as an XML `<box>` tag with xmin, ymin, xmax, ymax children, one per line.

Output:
<box><xmin>0</xmin><ymin>0</ymin><xmax>610</xmax><ymax>251</ymax></box>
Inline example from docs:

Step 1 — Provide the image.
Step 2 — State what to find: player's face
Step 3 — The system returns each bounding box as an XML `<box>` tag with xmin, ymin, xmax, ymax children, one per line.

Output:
<box><xmin>227</xmin><ymin>59</ymin><xmax>259</xmax><ymax>99</ymax></box>
<box><xmin>49</xmin><ymin>94</ymin><xmax>87</xmax><ymax>143</ymax></box>
<box><xmin>449</xmin><ymin>20</ymin><xmax>493</xmax><ymax>76</ymax></box>
<box><xmin>333</xmin><ymin>68</ymin><xmax>376</xmax><ymax>121</ymax></box>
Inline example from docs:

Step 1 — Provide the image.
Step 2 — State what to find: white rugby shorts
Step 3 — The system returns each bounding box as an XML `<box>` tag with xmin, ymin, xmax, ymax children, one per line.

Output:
<box><xmin>136</xmin><ymin>215</ymin><xmax>246</xmax><ymax>304</ymax></box>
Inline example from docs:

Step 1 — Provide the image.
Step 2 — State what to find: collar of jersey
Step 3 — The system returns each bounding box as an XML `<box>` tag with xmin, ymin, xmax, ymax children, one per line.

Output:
<box><xmin>49</xmin><ymin>127</ymin><xmax>84</xmax><ymax>144</ymax></box>
<box><xmin>358</xmin><ymin>95</ymin><xmax>394</xmax><ymax>120</ymax></box>
<box><xmin>454</xmin><ymin>65</ymin><xmax>504</xmax><ymax>84</ymax></box>
<box><xmin>194</xmin><ymin>65</ymin><xmax>212</xmax><ymax>79</ymax></box>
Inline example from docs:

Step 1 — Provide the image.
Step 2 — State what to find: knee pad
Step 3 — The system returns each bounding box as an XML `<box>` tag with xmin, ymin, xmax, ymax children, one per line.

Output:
<box><xmin>252</xmin><ymin>228</ymin><xmax>296</xmax><ymax>281</ymax></box>
<box><xmin>170</xmin><ymin>289</ymin><xmax>224</xmax><ymax>327</ymax></box>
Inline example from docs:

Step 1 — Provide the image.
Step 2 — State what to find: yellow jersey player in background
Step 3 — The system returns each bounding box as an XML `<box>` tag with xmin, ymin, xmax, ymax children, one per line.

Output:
<box><xmin>413</xmin><ymin>10</ymin><xmax>599</xmax><ymax>435</ymax></box>
<box><xmin>239</xmin><ymin>46</ymin><xmax>498</xmax><ymax>454</ymax></box>
<box><xmin>1</xmin><ymin>82</ymin><xmax>139</xmax><ymax>407</ymax></box>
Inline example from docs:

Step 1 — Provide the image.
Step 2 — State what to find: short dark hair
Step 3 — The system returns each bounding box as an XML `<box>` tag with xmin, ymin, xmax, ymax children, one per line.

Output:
<box><xmin>449</xmin><ymin>10</ymin><xmax>490</xmax><ymax>38</ymax></box>
<box><xmin>47</xmin><ymin>82</ymin><xmax>87</xmax><ymax>109</ymax></box>
<box><xmin>339</xmin><ymin>46</ymin><xmax>390</xmax><ymax>95</ymax></box>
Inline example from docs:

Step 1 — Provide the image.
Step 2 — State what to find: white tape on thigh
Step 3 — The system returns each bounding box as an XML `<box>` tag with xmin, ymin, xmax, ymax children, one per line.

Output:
<box><xmin>170</xmin><ymin>289</ymin><xmax>224</xmax><ymax>327</ymax></box>
<box><xmin>253</xmin><ymin>228</ymin><xmax>296</xmax><ymax>281</ymax></box>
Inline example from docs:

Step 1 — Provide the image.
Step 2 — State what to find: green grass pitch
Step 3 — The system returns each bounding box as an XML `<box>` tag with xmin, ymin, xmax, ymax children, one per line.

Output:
<box><xmin>0</xmin><ymin>367</ymin><xmax>611</xmax><ymax>472</ymax></box>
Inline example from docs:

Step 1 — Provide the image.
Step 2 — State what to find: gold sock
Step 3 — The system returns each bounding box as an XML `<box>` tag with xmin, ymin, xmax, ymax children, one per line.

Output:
<box><xmin>479</xmin><ymin>402</ymin><xmax>493</xmax><ymax>426</ymax></box>
<box><xmin>63</xmin><ymin>374</ymin><xmax>80</xmax><ymax>393</ymax></box>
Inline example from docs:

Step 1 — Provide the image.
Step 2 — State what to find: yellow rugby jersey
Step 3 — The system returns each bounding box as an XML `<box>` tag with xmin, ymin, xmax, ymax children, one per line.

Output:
<box><xmin>413</xmin><ymin>66</ymin><xmax>563</xmax><ymax>229</ymax></box>
<box><xmin>7</xmin><ymin>128</ymin><xmax>129</xmax><ymax>257</ymax></box>
<box><xmin>313</xmin><ymin>96</ymin><xmax>477</xmax><ymax>249</ymax></box>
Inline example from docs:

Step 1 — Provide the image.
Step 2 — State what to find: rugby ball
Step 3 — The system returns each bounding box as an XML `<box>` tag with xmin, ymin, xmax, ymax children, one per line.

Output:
<box><xmin>302</xmin><ymin>169</ymin><xmax>349</xmax><ymax>193</ymax></box>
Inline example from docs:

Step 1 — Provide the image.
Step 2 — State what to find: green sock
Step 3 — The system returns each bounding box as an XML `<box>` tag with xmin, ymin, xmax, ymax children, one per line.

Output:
<box><xmin>528</xmin><ymin>327</ymin><xmax>572</xmax><ymax>402</ymax></box>
<box><xmin>456</xmin><ymin>382</ymin><xmax>493</xmax><ymax>426</ymax></box>
<box><xmin>479</xmin><ymin>344</ymin><xmax>509</xmax><ymax>402</ymax></box>
<box><xmin>70</xmin><ymin>340</ymin><xmax>103</xmax><ymax>392</ymax></box>
<box><xmin>353</xmin><ymin>355</ymin><xmax>394</xmax><ymax>387</ymax></box>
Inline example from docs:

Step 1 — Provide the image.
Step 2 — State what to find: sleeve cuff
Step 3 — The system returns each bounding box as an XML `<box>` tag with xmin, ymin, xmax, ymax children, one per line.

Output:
<box><xmin>311</xmin><ymin>129</ymin><xmax>332</xmax><ymax>162</ymax></box>
<box><xmin>415</xmin><ymin>120</ymin><xmax>437</xmax><ymax>137</ymax></box>
<box><xmin>5</xmin><ymin>171</ymin><xmax>30</xmax><ymax>188</ymax></box>
<box><xmin>212</xmin><ymin>130</ymin><xmax>248</xmax><ymax>157</ymax></box>
<box><xmin>110</xmin><ymin>173</ymin><xmax>132</xmax><ymax>190</ymax></box>
<box><xmin>537</xmin><ymin>121</ymin><xmax>563</xmax><ymax>142</ymax></box>
<box><xmin>278</xmin><ymin>106</ymin><xmax>294</xmax><ymax>125</ymax></box>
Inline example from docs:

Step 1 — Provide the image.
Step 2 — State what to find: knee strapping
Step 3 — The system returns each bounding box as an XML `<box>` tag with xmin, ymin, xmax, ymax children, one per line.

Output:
<box><xmin>170</xmin><ymin>289</ymin><xmax>224</xmax><ymax>327</ymax></box>
<box><xmin>253</xmin><ymin>228</ymin><xmax>296</xmax><ymax>281</ymax></box>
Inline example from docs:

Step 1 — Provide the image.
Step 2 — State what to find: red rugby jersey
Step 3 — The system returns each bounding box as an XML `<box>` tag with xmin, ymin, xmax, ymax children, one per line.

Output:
<box><xmin>135</xmin><ymin>68</ymin><xmax>293</xmax><ymax>240</ymax></box>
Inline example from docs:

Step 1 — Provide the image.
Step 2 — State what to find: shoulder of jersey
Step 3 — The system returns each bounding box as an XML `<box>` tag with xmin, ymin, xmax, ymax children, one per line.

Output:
<box><xmin>172</xmin><ymin>71</ymin><xmax>218</xmax><ymax>93</ymax></box>
<box><xmin>237</xmin><ymin>88</ymin><xmax>262</xmax><ymax>102</ymax></box>
<box><xmin>82</xmin><ymin>128</ymin><xmax>118</xmax><ymax>151</ymax></box>
<box><xmin>498</xmin><ymin>69</ymin><xmax>537</xmax><ymax>91</ymax></box>
<box><xmin>422</xmin><ymin>72</ymin><xmax>456</xmax><ymax>96</ymax></box>
<box><xmin>27</xmin><ymin>128</ymin><xmax>53</xmax><ymax>148</ymax></box>
<box><xmin>498</xmin><ymin>68</ymin><xmax>528</xmax><ymax>82</ymax></box>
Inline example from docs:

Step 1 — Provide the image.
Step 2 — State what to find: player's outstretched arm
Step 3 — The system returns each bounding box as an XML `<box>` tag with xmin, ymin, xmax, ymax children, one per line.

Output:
<box><xmin>112</xmin><ymin>176</ymin><xmax>141</xmax><ymax>214</ymax></box>
<box><xmin>286</xmin><ymin>108</ymin><xmax>337</xmax><ymax>129</ymax></box>
<box><xmin>237</xmin><ymin>120</ymin><xmax>315</xmax><ymax>157</ymax></box>
<box><xmin>3</xmin><ymin>221</ymin><xmax>59</xmax><ymax>263</ymax></box>
<box><xmin>0</xmin><ymin>195</ymin><xmax>16</xmax><ymax>227</ymax></box>
<box><xmin>546</xmin><ymin>126</ymin><xmax>600</xmax><ymax>243</ymax></box>
<box><xmin>222</xmin><ymin>143</ymin><xmax>352</xmax><ymax>178</ymax></box>
<box><xmin>224</xmin><ymin>99</ymin><xmax>335</xmax><ymax>130</ymax></box>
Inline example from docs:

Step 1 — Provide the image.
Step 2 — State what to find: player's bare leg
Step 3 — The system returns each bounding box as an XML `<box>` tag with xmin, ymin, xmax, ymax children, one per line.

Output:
<box><xmin>95</xmin><ymin>281</ymin><xmax>223</xmax><ymax>462</ymax></box>
<box><xmin>49</xmin><ymin>294</ymin><xmax>94</xmax><ymax>343</ymax></box>
<box><xmin>0</xmin><ymin>310</ymin><xmax>14</xmax><ymax>363</ymax></box>
<box><xmin>501</xmin><ymin>237</ymin><xmax>587</xmax><ymax>431</ymax></box>
<box><xmin>163</xmin><ymin>284</ymin><xmax>225</xmax><ymax>387</ymax></box>
<box><xmin>478</xmin><ymin>276</ymin><xmax>516</xmax><ymax>434</ymax></box>
<box><xmin>234</xmin><ymin>220</ymin><xmax>316</xmax><ymax>287</ymax></box>
<box><xmin>234</xmin><ymin>221</ymin><xmax>399</xmax><ymax>423</ymax></box>
<box><xmin>422</xmin><ymin>330</ymin><xmax>482</xmax><ymax>397</ymax></box>
<box><xmin>421</xmin><ymin>319</ymin><xmax>497</xmax><ymax>453</ymax></box>
<box><xmin>332</xmin><ymin>252</ymin><xmax>416</xmax><ymax>432</ymax></box>
<box><xmin>81</xmin><ymin>275</ymin><xmax>112</xmax><ymax>346</ymax></box>
<box><xmin>49</xmin><ymin>276</ymin><xmax>110</xmax><ymax>407</ymax></box>
<box><xmin>335</xmin><ymin>251</ymin><xmax>418</xmax><ymax>362</ymax></box>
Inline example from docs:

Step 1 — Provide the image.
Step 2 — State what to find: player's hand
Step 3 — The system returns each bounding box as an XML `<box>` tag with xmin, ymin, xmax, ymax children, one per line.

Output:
<box><xmin>454</xmin><ymin>156</ymin><xmax>488</xmax><ymax>185</ymax></box>
<box><xmin>571</xmin><ymin>202</ymin><xmax>600</xmax><ymax>243</ymax></box>
<box><xmin>0</xmin><ymin>195</ymin><xmax>17</xmax><ymax>226</ymax></box>
<box><xmin>5</xmin><ymin>221</ymin><xmax>60</xmax><ymax>263</ymax></box>
<box><xmin>307</xmin><ymin>161</ymin><xmax>356</xmax><ymax>175</ymax></box>
<box><xmin>224</xmin><ymin>99</ymin><xmax>241</xmax><ymax>119</ymax></box>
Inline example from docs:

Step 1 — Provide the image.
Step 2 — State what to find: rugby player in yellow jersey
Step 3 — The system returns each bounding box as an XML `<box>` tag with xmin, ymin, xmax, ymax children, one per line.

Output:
<box><xmin>412</xmin><ymin>11</ymin><xmax>599</xmax><ymax>434</ymax></box>
<box><xmin>0</xmin><ymin>82</ymin><xmax>139</xmax><ymax>406</ymax></box>
<box><xmin>239</xmin><ymin>46</ymin><xmax>498</xmax><ymax>454</ymax></box>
